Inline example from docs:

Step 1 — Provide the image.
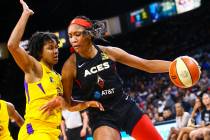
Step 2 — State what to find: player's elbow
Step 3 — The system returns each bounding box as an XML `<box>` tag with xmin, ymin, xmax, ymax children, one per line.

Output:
<box><xmin>7</xmin><ymin>42</ymin><xmax>17</xmax><ymax>52</ymax></box>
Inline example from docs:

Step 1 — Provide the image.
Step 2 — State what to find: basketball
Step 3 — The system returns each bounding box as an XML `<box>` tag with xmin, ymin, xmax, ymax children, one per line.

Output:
<box><xmin>169</xmin><ymin>56</ymin><xmax>201</xmax><ymax>88</ymax></box>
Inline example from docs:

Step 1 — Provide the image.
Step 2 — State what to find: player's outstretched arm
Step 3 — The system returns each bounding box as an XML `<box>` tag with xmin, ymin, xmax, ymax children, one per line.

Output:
<box><xmin>7</xmin><ymin>0</ymin><xmax>35</xmax><ymax>73</ymax></box>
<box><xmin>103</xmin><ymin>46</ymin><xmax>171</xmax><ymax>73</ymax></box>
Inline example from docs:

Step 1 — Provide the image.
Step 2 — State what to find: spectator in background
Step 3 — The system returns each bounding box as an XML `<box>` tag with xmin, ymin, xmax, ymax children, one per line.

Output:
<box><xmin>167</xmin><ymin>102</ymin><xmax>190</xmax><ymax>140</ymax></box>
<box><xmin>189</xmin><ymin>93</ymin><xmax>210</xmax><ymax>140</ymax></box>
<box><xmin>154</xmin><ymin>112</ymin><xmax>164</xmax><ymax>123</ymax></box>
<box><xmin>0</xmin><ymin>99</ymin><xmax>24</xmax><ymax>140</ymax></box>
<box><xmin>190</xmin><ymin>96</ymin><xmax>203</xmax><ymax>126</ymax></box>
<box><xmin>183</xmin><ymin>90</ymin><xmax>197</xmax><ymax>110</ymax></box>
<box><xmin>163</xmin><ymin>87</ymin><xmax>176</xmax><ymax>115</ymax></box>
<box><xmin>177</xmin><ymin>96</ymin><xmax>203</xmax><ymax>140</ymax></box>
<box><xmin>163</xmin><ymin>107</ymin><xmax>174</xmax><ymax>121</ymax></box>
<box><xmin>198</xmin><ymin>70</ymin><xmax>209</xmax><ymax>93</ymax></box>
<box><xmin>201</xmin><ymin>52</ymin><xmax>210</xmax><ymax>70</ymax></box>
<box><xmin>158</xmin><ymin>99</ymin><xmax>166</xmax><ymax>115</ymax></box>
<box><xmin>61</xmin><ymin>110</ymin><xmax>91</xmax><ymax>140</ymax></box>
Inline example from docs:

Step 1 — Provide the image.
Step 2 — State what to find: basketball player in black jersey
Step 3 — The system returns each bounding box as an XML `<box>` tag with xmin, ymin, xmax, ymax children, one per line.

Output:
<box><xmin>42</xmin><ymin>16</ymin><xmax>171</xmax><ymax>140</ymax></box>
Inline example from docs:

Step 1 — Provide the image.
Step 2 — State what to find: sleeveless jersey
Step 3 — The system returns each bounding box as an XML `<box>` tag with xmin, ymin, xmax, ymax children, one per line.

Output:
<box><xmin>24</xmin><ymin>62</ymin><xmax>63</xmax><ymax>126</ymax></box>
<box><xmin>73</xmin><ymin>45</ymin><xmax>124</xmax><ymax>109</ymax></box>
<box><xmin>0</xmin><ymin>100</ymin><xmax>13</xmax><ymax>140</ymax></box>
<box><xmin>73</xmin><ymin>46</ymin><xmax>145</xmax><ymax>135</ymax></box>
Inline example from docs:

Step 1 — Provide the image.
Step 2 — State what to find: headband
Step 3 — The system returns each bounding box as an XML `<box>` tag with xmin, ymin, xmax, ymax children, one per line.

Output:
<box><xmin>71</xmin><ymin>18</ymin><xmax>92</xmax><ymax>28</ymax></box>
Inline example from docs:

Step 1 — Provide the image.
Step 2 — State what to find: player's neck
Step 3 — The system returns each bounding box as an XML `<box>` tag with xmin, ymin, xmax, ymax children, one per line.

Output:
<box><xmin>79</xmin><ymin>44</ymin><xmax>97</xmax><ymax>59</ymax></box>
<box><xmin>40</xmin><ymin>60</ymin><xmax>53</xmax><ymax>70</ymax></box>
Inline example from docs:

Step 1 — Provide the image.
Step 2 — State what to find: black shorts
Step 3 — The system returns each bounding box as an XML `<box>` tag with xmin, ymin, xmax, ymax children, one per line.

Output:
<box><xmin>66</xmin><ymin>126</ymin><xmax>85</xmax><ymax>140</ymax></box>
<box><xmin>89</xmin><ymin>94</ymin><xmax>144</xmax><ymax>134</ymax></box>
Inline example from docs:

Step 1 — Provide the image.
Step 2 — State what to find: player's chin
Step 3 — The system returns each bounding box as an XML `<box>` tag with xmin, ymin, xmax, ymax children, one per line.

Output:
<box><xmin>52</xmin><ymin>58</ymin><xmax>59</xmax><ymax>64</ymax></box>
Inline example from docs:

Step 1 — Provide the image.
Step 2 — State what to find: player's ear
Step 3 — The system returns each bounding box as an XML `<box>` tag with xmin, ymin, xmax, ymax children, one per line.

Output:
<box><xmin>83</xmin><ymin>30</ymin><xmax>94</xmax><ymax>39</ymax></box>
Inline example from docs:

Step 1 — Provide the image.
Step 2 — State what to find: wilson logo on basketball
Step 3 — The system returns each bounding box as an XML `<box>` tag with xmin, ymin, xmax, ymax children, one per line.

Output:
<box><xmin>180</xmin><ymin>71</ymin><xmax>189</xmax><ymax>78</ymax></box>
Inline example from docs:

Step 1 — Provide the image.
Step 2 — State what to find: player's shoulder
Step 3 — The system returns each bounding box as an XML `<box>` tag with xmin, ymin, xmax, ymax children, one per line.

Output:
<box><xmin>0</xmin><ymin>99</ymin><xmax>7</xmax><ymax>104</ymax></box>
<box><xmin>62</xmin><ymin>53</ymin><xmax>76</xmax><ymax>74</ymax></box>
<box><xmin>97</xmin><ymin>45</ymin><xmax>113</xmax><ymax>49</ymax></box>
<box><xmin>64</xmin><ymin>53</ymin><xmax>76</xmax><ymax>66</ymax></box>
<box><xmin>97</xmin><ymin>45</ymin><xmax>118</xmax><ymax>52</ymax></box>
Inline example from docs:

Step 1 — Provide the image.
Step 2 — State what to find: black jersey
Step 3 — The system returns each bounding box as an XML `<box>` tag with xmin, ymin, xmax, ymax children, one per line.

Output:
<box><xmin>72</xmin><ymin>45</ymin><xmax>124</xmax><ymax>109</ymax></box>
<box><xmin>72</xmin><ymin>46</ymin><xmax>144</xmax><ymax>134</ymax></box>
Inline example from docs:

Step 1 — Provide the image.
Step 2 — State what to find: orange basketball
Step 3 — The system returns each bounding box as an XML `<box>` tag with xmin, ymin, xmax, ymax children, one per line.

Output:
<box><xmin>169</xmin><ymin>56</ymin><xmax>201</xmax><ymax>88</ymax></box>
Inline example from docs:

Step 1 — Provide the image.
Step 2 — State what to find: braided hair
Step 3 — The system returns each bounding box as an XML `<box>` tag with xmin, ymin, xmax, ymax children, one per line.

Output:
<box><xmin>71</xmin><ymin>16</ymin><xmax>107</xmax><ymax>41</ymax></box>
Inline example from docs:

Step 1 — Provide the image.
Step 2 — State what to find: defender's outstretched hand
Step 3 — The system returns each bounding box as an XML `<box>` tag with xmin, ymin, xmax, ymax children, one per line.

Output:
<box><xmin>85</xmin><ymin>101</ymin><xmax>104</xmax><ymax>111</ymax></box>
<box><xmin>40</xmin><ymin>96</ymin><xmax>65</xmax><ymax>116</ymax></box>
<box><xmin>20</xmin><ymin>0</ymin><xmax>34</xmax><ymax>15</ymax></box>
<box><xmin>40</xmin><ymin>96</ymin><xmax>104</xmax><ymax>115</ymax></box>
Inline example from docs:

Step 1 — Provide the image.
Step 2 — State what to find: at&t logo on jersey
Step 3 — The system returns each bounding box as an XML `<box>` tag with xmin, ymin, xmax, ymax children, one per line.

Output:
<box><xmin>94</xmin><ymin>91</ymin><xmax>101</xmax><ymax>99</ymax></box>
<box><xmin>93</xmin><ymin>88</ymin><xmax>115</xmax><ymax>99</ymax></box>
<box><xmin>102</xmin><ymin>88</ymin><xmax>115</xmax><ymax>96</ymax></box>
<box><xmin>84</xmin><ymin>62</ymin><xmax>110</xmax><ymax>77</ymax></box>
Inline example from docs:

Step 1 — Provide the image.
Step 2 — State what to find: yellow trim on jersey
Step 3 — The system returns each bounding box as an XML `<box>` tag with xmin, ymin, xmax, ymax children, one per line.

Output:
<box><xmin>101</xmin><ymin>52</ymin><xmax>109</xmax><ymax>60</ymax></box>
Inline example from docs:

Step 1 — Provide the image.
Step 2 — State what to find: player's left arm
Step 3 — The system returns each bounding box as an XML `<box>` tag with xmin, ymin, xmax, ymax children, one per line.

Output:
<box><xmin>102</xmin><ymin>46</ymin><xmax>171</xmax><ymax>73</ymax></box>
<box><xmin>7</xmin><ymin>102</ymin><xmax>24</xmax><ymax>127</ymax></box>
